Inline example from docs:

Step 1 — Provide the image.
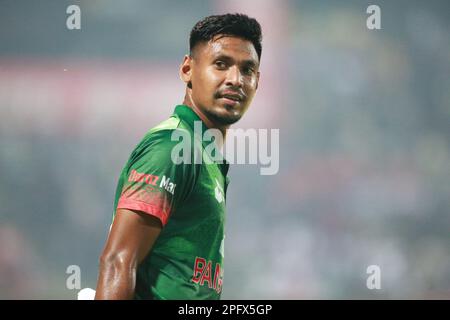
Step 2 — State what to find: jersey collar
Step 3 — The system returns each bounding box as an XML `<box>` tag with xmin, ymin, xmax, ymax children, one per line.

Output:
<box><xmin>173</xmin><ymin>104</ymin><xmax>209</xmax><ymax>136</ymax></box>
<box><xmin>173</xmin><ymin>105</ymin><xmax>229</xmax><ymax>176</ymax></box>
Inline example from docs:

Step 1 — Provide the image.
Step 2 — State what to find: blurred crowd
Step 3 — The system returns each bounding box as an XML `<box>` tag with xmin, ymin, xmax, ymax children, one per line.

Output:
<box><xmin>0</xmin><ymin>0</ymin><xmax>449</xmax><ymax>299</ymax></box>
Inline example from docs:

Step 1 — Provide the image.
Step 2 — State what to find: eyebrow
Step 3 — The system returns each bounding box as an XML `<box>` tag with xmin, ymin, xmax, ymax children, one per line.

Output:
<box><xmin>213</xmin><ymin>54</ymin><xmax>259</xmax><ymax>69</ymax></box>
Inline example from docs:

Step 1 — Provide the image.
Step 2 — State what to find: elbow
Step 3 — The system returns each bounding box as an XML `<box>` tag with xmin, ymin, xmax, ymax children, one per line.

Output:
<box><xmin>99</xmin><ymin>249</ymin><xmax>136</xmax><ymax>272</ymax></box>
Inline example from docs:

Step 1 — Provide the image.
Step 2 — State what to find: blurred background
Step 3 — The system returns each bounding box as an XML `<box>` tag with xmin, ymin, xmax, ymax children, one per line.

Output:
<box><xmin>1</xmin><ymin>0</ymin><xmax>449</xmax><ymax>299</ymax></box>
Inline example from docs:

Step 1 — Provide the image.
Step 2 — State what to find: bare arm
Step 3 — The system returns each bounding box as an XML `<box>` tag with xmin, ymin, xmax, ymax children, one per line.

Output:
<box><xmin>95</xmin><ymin>208</ymin><xmax>162</xmax><ymax>299</ymax></box>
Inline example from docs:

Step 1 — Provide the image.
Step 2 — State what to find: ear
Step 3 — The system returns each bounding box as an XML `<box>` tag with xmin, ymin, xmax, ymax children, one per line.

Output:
<box><xmin>255</xmin><ymin>71</ymin><xmax>260</xmax><ymax>90</ymax></box>
<box><xmin>179</xmin><ymin>55</ymin><xmax>193</xmax><ymax>87</ymax></box>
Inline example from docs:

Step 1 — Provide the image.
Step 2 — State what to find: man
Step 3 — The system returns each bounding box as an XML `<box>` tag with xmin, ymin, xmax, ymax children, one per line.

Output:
<box><xmin>95</xmin><ymin>13</ymin><xmax>262</xmax><ymax>300</ymax></box>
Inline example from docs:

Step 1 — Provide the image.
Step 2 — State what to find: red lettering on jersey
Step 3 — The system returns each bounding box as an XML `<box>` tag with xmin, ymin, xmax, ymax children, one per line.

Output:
<box><xmin>191</xmin><ymin>257</ymin><xmax>223</xmax><ymax>293</ymax></box>
<box><xmin>128</xmin><ymin>169</ymin><xmax>135</xmax><ymax>181</ymax></box>
<box><xmin>147</xmin><ymin>175</ymin><xmax>159</xmax><ymax>186</ymax></box>
<box><xmin>191</xmin><ymin>257</ymin><xmax>206</xmax><ymax>284</ymax></box>
<box><xmin>128</xmin><ymin>169</ymin><xmax>159</xmax><ymax>186</ymax></box>
<box><xmin>200</xmin><ymin>261</ymin><xmax>213</xmax><ymax>288</ymax></box>
<box><xmin>213</xmin><ymin>262</ymin><xmax>223</xmax><ymax>293</ymax></box>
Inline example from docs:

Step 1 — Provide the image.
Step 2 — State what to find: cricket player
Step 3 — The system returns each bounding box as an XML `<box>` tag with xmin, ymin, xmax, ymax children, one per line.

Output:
<box><xmin>95</xmin><ymin>13</ymin><xmax>262</xmax><ymax>299</ymax></box>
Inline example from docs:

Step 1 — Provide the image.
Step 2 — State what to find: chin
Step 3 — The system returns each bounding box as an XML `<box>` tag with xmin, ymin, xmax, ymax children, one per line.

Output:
<box><xmin>208</xmin><ymin>107</ymin><xmax>242</xmax><ymax>125</ymax></box>
<box><xmin>221</xmin><ymin>114</ymin><xmax>242</xmax><ymax>125</ymax></box>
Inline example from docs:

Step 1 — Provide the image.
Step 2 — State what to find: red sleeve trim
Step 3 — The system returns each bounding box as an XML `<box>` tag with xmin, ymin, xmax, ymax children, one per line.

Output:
<box><xmin>117</xmin><ymin>197</ymin><xmax>169</xmax><ymax>226</ymax></box>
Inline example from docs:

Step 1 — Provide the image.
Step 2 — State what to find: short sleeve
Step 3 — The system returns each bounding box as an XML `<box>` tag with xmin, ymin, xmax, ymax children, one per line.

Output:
<box><xmin>116</xmin><ymin>129</ymin><xmax>196</xmax><ymax>226</ymax></box>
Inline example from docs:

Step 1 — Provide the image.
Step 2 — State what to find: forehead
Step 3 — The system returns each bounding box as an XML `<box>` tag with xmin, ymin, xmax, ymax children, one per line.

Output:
<box><xmin>195</xmin><ymin>35</ymin><xmax>259</xmax><ymax>64</ymax></box>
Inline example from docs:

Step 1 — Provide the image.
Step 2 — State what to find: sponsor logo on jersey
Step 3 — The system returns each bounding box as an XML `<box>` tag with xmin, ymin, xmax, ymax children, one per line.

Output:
<box><xmin>128</xmin><ymin>169</ymin><xmax>159</xmax><ymax>186</ymax></box>
<box><xmin>160</xmin><ymin>175</ymin><xmax>176</xmax><ymax>195</ymax></box>
<box><xmin>128</xmin><ymin>170</ymin><xmax>176</xmax><ymax>196</ymax></box>
<box><xmin>214</xmin><ymin>178</ymin><xmax>224</xmax><ymax>203</ymax></box>
<box><xmin>191</xmin><ymin>257</ymin><xmax>223</xmax><ymax>294</ymax></box>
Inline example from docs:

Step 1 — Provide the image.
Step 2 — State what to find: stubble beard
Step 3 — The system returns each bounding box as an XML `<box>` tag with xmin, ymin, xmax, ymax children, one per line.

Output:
<box><xmin>204</xmin><ymin>104</ymin><xmax>243</xmax><ymax>125</ymax></box>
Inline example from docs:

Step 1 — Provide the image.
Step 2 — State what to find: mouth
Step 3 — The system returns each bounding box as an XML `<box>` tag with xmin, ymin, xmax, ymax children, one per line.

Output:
<box><xmin>218</xmin><ymin>92</ymin><xmax>245</xmax><ymax>106</ymax></box>
<box><xmin>221</xmin><ymin>94</ymin><xmax>242</xmax><ymax>102</ymax></box>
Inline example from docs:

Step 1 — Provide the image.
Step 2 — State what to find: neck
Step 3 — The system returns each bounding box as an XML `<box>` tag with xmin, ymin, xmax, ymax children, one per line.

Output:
<box><xmin>182</xmin><ymin>90</ymin><xmax>229</xmax><ymax>147</ymax></box>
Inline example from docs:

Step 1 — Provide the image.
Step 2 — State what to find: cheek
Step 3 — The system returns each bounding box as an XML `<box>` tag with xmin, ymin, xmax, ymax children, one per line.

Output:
<box><xmin>245</xmin><ymin>78</ymin><xmax>258</xmax><ymax>95</ymax></box>
<box><xmin>211</xmin><ymin>73</ymin><xmax>225</xmax><ymax>88</ymax></box>
<box><xmin>199</xmin><ymin>67</ymin><xmax>223</xmax><ymax>86</ymax></box>
<box><xmin>193</xmin><ymin>70</ymin><xmax>220</xmax><ymax>102</ymax></box>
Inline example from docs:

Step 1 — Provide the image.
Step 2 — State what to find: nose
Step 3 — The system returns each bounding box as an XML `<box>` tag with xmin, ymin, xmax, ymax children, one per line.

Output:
<box><xmin>225</xmin><ymin>65</ymin><xmax>243</xmax><ymax>88</ymax></box>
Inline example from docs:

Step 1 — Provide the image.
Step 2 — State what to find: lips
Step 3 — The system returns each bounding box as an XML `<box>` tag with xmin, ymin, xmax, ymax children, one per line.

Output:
<box><xmin>219</xmin><ymin>91</ymin><xmax>244</xmax><ymax>102</ymax></box>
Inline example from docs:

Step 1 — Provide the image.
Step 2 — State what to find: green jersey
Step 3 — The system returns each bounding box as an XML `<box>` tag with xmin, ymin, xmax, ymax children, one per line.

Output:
<box><xmin>112</xmin><ymin>105</ymin><xmax>229</xmax><ymax>300</ymax></box>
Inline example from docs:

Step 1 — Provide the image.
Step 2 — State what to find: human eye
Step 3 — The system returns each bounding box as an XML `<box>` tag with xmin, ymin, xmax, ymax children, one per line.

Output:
<box><xmin>242</xmin><ymin>66</ymin><xmax>255</xmax><ymax>76</ymax></box>
<box><xmin>215</xmin><ymin>60</ymin><xmax>227</xmax><ymax>70</ymax></box>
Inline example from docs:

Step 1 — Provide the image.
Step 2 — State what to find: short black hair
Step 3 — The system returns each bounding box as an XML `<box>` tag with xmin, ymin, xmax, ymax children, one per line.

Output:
<box><xmin>189</xmin><ymin>13</ymin><xmax>262</xmax><ymax>61</ymax></box>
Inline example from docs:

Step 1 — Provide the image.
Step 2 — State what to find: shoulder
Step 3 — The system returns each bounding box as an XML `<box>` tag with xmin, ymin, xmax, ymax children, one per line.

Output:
<box><xmin>144</xmin><ymin>115</ymin><xmax>193</xmax><ymax>144</ymax></box>
<box><xmin>129</xmin><ymin>116</ymin><xmax>194</xmax><ymax>165</ymax></box>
